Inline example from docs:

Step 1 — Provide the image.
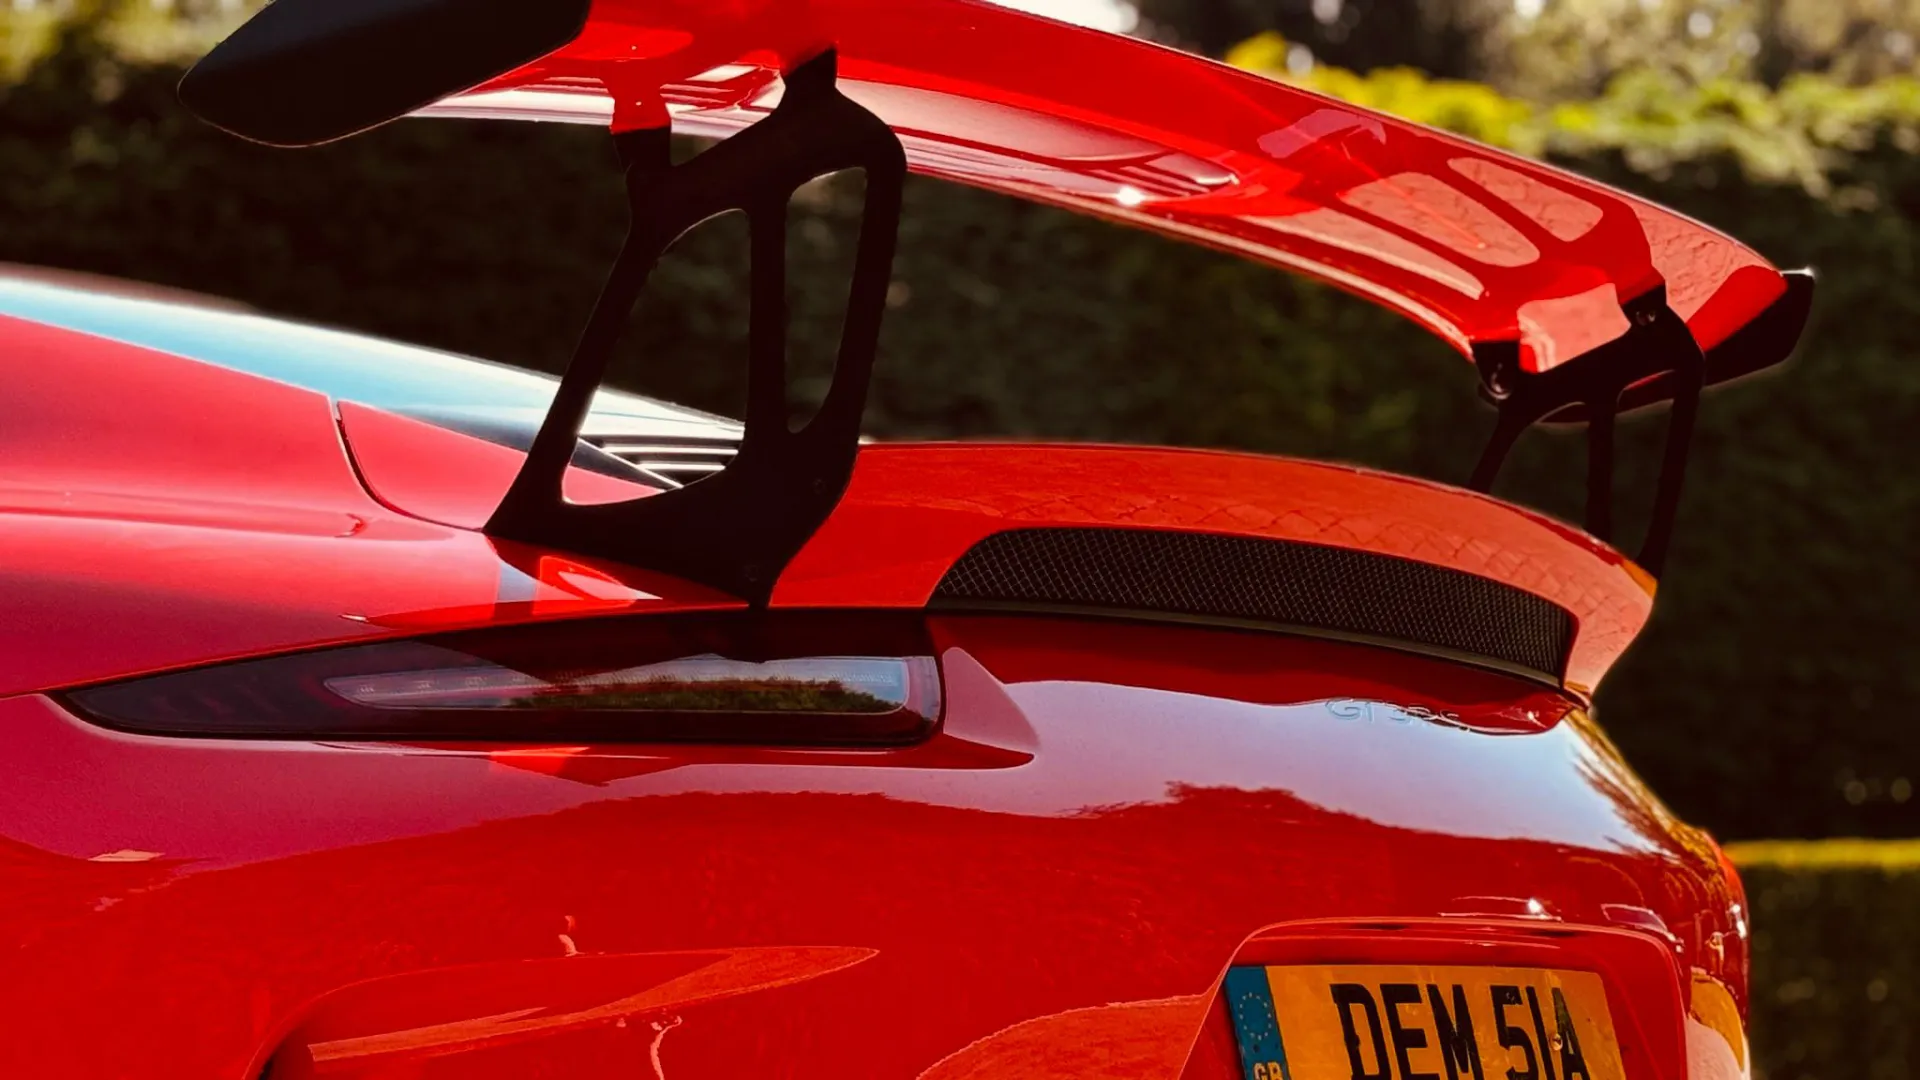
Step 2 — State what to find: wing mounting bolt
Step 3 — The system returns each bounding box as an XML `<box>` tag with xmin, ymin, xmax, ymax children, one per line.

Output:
<box><xmin>1472</xmin><ymin>340</ymin><xmax>1521</xmax><ymax>402</ymax></box>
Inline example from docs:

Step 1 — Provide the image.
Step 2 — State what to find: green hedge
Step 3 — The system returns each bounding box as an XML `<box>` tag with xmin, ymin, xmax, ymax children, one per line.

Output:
<box><xmin>1733</xmin><ymin>841</ymin><xmax>1919</xmax><ymax>1080</ymax></box>
<box><xmin>1229</xmin><ymin>34</ymin><xmax>1920</xmax><ymax>197</ymax></box>
<box><xmin>2</xmin><ymin>22</ymin><xmax>1917</xmax><ymax>839</ymax></box>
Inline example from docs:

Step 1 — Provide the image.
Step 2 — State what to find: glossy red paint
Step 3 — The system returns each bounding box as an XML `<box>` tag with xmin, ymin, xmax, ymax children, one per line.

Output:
<box><xmin>339</xmin><ymin>400</ymin><xmax>662</xmax><ymax>528</ymax></box>
<box><xmin>0</xmin><ymin>616</ymin><xmax>1744</xmax><ymax>1078</ymax></box>
<box><xmin>0</xmin><ymin>301</ymin><xmax>1739</xmax><ymax>1075</ymax></box>
<box><xmin>0</xmin><ymin>329</ymin><xmax>1748</xmax><ymax>1075</ymax></box>
<box><xmin>427</xmin><ymin>0</ymin><xmax>1788</xmax><ymax>377</ymax></box>
<box><xmin>0</xmin><ymin>316</ymin><xmax>1629</xmax><ymax>714</ymax></box>
<box><xmin>3</xmin><ymin>3</ymin><xmax>1770</xmax><ymax>1067</ymax></box>
<box><xmin>333</xmin><ymin>403</ymin><xmax>1654</xmax><ymax>695</ymax></box>
<box><xmin>0</xmin><ymin>315</ymin><xmax>738</xmax><ymax>696</ymax></box>
<box><xmin>776</xmin><ymin>443</ymin><xmax>1653</xmax><ymax>696</ymax></box>
<box><xmin>2</xmin><ymin>314</ymin><xmax>1644</xmax><ymax>697</ymax></box>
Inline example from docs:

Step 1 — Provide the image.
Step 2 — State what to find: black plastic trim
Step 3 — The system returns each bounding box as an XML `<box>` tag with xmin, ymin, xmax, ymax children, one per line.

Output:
<box><xmin>179</xmin><ymin>0</ymin><xmax>592</xmax><ymax>147</ymax></box>
<box><xmin>62</xmin><ymin>609</ymin><xmax>940</xmax><ymax>747</ymax></box>
<box><xmin>1535</xmin><ymin>269</ymin><xmax>1816</xmax><ymax>423</ymax></box>
<box><xmin>1467</xmin><ymin>286</ymin><xmax>1710</xmax><ymax>575</ymax></box>
<box><xmin>483</xmin><ymin>50</ymin><xmax>906</xmax><ymax>606</ymax></box>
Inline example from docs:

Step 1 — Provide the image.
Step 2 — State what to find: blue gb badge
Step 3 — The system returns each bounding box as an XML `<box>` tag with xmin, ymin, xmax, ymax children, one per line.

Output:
<box><xmin>1225</xmin><ymin>966</ymin><xmax>1292</xmax><ymax>1080</ymax></box>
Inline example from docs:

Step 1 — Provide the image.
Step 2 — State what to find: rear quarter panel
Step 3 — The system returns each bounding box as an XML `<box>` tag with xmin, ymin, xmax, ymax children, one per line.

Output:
<box><xmin>0</xmin><ymin>615</ymin><xmax>1744</xmax><ymax>1078</ymax></box>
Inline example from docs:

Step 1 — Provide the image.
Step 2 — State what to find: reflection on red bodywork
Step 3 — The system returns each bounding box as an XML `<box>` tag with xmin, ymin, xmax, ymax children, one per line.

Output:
<box><xmin>0</xmin><ymin>316</ymin><xmax>1741</xmax><ymax>1076</ymax></box>
<box><xmin>0</xmin><ymin>317</ymin><xmax>740</xmax><ymax>696</ymax></box>
<box><xmin>268</xmin><ymin>947</ymin><xmax>876</xmax><ymax>1077</ymax></box>
<box><xmin>782</xmin><ymin>444</ymin><xmax>1653</xmax><ymax>696</ymax></box>
<box><xmin>3</xmin><ymin>326</ymin><xmax>1654</xmax><ymax>700</ymax></box>
<box><xmin>0</xmin><ymin>616</ymin><xmax>1738</xmax><ymax>1077</ymax></box>
<box><xmin>441</xmin><ymin>0</ymin><xmax>1789</xmax><ymax>373</ymax></box>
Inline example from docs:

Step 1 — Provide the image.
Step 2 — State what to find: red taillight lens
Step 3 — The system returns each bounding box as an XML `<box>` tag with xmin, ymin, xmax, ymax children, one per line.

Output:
<box><xmin>65</xmin><ymin>611</ymin><xmax>941</xmax><ymax>746</ymax></box>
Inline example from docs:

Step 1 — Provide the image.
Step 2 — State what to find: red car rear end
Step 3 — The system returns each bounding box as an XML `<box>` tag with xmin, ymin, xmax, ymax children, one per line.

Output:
<box><xmin>0</xmin><ymin>0</ymin><xmax>1800</xmax><ymax>1075</ymax></box>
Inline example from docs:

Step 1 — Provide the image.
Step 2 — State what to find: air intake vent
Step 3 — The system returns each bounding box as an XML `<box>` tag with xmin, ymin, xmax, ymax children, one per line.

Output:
<box><xmin>932</xmin><ymin>527</ymin><xmax>1574</xmax><ymax>683</ymax></box>
<box><xmin>587</xmin><ymin>436</ymin><xmax>738</xmax><ymax>489</ymax></box>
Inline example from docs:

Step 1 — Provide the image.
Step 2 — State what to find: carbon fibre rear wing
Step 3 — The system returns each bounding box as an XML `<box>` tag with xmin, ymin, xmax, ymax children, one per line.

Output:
<box><xmin>177</xmin><ymin>0</ymin><xmax>1812</xmax><ymax>600</ymax></box>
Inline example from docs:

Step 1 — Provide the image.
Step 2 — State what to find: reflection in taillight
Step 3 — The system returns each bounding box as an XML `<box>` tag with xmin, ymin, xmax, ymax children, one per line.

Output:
<box><xmin>64</xmin><ymin>612</ymin><xmax>941</xmax><ymax>746</ymax></box>
<box><xmin>325</xmin><ymin>655</ymin><xmax>917</xmax><ymax>714</ymax></box>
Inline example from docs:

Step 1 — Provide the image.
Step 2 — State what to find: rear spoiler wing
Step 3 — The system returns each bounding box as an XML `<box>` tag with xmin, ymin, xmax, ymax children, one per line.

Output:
<box><xmin>178</xmin><ymin>0</ymin><xmax>1813</xmax><ymax>601</ymax></box>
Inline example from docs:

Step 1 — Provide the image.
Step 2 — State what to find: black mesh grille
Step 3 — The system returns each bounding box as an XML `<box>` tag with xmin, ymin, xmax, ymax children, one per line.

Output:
<box><xmin>933</xmin><ymin>528</ymin><xmax>1573</xmax><ymax>681</ymax></box>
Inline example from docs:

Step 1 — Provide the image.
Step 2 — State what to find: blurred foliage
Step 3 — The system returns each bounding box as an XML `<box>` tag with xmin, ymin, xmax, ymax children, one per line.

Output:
<box><xmin>1730</xmin><ymin>837</ymin><xmax>1920</xmax><ymax>870</ymax></box>
<box><xmin>0</xmin><ymin>0</ymin><xmax>243</xmax><ymax>82</ymax></box>
<box><xmin>1137</xmin><ymin>0</ymin><xmax>1920</xmax><ymax>103</ymax></box>
<box><xmin>1233</xmin><ymin>32</ymin><xmax>1920</xmax><ymax>195</ymax></box>
<box><xmin>1</xmin><ymin>10</ymin><xmax>1918</xmax><ymax>845</ymax></box>
<box><xmin>1740</xmin><ymin>850</ymin><xmax>1919</xmax><ymax>1080</ymax></box>
<box><xmin>1493</xmin><ymin>0</ymin><xmax>1920</xmax><ymax>99</ymax></box>
<box><xmin>1132</xmin><ymin>0</ymin><xmax>1512</xmax><ymax>78</ymax></box>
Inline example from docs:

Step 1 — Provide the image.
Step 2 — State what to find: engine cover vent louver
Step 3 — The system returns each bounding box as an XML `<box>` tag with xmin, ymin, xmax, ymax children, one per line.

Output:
<box><xmin>931</xmin><ymin>527</ymin><xmax>1574</xmax><ymax>684</ymax></box>
<box><xmin>586</xmin><ymin>436</ymin><xmax>739</xmax><ymax>489</ymax></box>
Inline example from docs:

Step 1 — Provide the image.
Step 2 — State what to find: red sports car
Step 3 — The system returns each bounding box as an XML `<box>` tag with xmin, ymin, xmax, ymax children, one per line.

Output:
<box><xmin>0</xmin><ymin>1</ymin><xmax>1812</xmax><ymax>1077</ymax></box>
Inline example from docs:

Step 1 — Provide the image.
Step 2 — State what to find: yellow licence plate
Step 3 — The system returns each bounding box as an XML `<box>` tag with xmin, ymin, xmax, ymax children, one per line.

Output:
<box><xmin>1225</xmin><ymin>964</ymin><xmax>1626</xmax><ymax>1080</ymax></box>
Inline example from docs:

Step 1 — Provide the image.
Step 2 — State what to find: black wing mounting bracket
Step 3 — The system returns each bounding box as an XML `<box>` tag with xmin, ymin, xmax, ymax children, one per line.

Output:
<box><xmin>485</xmin><ymin>49</ymin><xmax>907</xmax><ymax>606</ymax></box>
<box><xmin>1466</xmin><ymin>286</ymin><xmax>1705</xmax><ymax>577</ymax></box>
<box><xmin>1466</xmin><ymin>270</ymin><xmax>1812</xmax><ymax>577</ymax></box>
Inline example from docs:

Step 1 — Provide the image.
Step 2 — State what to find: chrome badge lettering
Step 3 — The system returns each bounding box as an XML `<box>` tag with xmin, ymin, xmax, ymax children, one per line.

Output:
<box><xmin>1326</xmin><ymin>699</ymin><xmax>1464</xmax><ymax>727</ymax></box>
